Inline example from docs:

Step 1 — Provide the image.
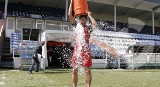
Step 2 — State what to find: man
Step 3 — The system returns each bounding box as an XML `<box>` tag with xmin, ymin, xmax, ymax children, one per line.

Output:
<box><xmin>68</xmin><ymin>0</ymin><xmax>97</xmax><ymax>87</ymax></box>
<box><xmin>47</xmin><ymin>48</ymin><xmax>53</xmax><ymax>63</ymax></box>
<box><xmin>28</xmin><ymin>41</ymin><xmax>45</xmax><ymax>74</ymax></box>
<box><xmin>0</xmin><ymin>11</ymin><xmax>3</xmax><ymax>19</ymax></box>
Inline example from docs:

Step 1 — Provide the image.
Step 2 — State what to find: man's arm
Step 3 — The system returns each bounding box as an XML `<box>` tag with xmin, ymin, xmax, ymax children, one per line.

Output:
<box><xmin>90</xmin><ymin>38</ymin><xmax>118</xmax><ymax>58</ymax></box>
<box><xmin>68</xmin><ymin>0</ymin><xmax>75</xmax><ymax>24</ymax></box>
<box><xmin>87</xmin><ymin>11</ymin><xmax>97</xmax><ymax>29</ymax></box>
<box><xmin>35</xmin><ymin>47</ymin><xmax>39</xmax><ymax>58</ymax></box>
<box><xmin>34</xmin><ymin>46</ymin><xmax>41</xmax><ymax>58</ymax></box>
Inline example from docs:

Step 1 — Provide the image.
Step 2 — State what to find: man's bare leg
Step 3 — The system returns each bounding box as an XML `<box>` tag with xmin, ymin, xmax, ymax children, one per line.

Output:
<box><xmin>84</xmin><ymin>67</ymin><xmax>92</xmax><ymax>87</ymax></box>
<box><xmin>72</xmin><ymin>67</ymin><xmax>78</xmax><ymax>87</ymax></box>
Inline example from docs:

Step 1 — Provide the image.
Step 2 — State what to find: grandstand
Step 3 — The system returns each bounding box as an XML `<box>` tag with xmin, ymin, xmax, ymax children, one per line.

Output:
<box><xmin>0</xmin><ymin>0</ymin><xmax>160</xmax><ymax>69</ymax></box>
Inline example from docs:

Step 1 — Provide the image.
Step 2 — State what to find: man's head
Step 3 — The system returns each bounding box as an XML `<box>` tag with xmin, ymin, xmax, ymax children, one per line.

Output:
<box><xmin>79</xmin><ymin>15</ymin><xmax>87</xmax><ymax>26</ymax></box>
<box><xmin>41</xmin><ymin>41</ymin><xmax>45</xmax><ymax>46</ymax></box>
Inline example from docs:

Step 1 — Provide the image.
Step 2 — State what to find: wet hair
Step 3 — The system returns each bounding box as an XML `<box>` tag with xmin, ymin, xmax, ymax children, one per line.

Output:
<box><xmin>79</xmin><ymin>15</ymin><xmax>87</xmax><ymax>19</ymax></box>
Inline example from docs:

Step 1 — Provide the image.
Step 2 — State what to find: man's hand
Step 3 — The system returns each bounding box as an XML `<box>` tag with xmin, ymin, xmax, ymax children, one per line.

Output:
<box><xmin>70</xmin><ymin>0</ymin><xmax>73</xmax><ymax>4</ymax></box>
<box><xmin>87</xmin><ymin>11</ymin><xmax>92</xmax><ymax>17</ymax></box>
<box><xmin>86</xmin><ymin>10</ymin><xmax>97</xmax><ymax>28</ymax></box>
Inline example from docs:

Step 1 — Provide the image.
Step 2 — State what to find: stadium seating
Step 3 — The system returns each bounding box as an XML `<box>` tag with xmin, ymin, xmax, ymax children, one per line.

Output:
<box><xmin>0</xmin><ymin>2</ymin><xmax>159</xmax><ymax>35</ymax></box>
<box><xmin>5</xmin><ymin>3</ymin><xmax>65</xmax><ymax>20</ymax></box>
<box><xmin>96</xmin><ymin>19</ymin><xmax>115</xmax><ymax>31</ymax></box>
<box><xmin>0</xmin><ymin>2</ymin><xmax>4</xmax><ymax>19</ymax></box>
<box><xmin>96</xmin><ymin>19</ymin><xmax>153</xmax><ymax>35</ymax></box>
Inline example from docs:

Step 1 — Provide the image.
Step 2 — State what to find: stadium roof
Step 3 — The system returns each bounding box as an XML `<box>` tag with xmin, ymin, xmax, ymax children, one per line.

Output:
<box><xmin>88</xmin><ymin>0</ymin><xmax>160</xmax><ymax>20</ymax></box>
<box><xmin>91</xmin><ymin>0</ymin><xmax>160</xmax><ymax>12</ymax></box>
<box><xmin>1</xmin><ymin>0</ymin><xmax>159</xmax><ymax>12</ymax></box>
<box><xmin>1</xmin><ymin>0</ymin><xmax>160</xmax><ymax>20</ymax></box>
<box><xmin>145</xmin><ymin>0</ymin><xmax>160</xmax><ymax>4</ymax></box>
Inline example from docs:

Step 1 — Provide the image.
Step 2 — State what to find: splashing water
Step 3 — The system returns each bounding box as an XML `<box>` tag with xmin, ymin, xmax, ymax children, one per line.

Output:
<box><xmin>55</xmin><ymin>22</ymin><xmax>91</xmax><ymax>74</ymax></box>
<box><xmin>59</xmin><ymin>22</ymin><xmax>129</xmax><ymax>72</ymax></box>
<box><xmin>73</xmin><ymin>23</ymin><xmax>86</xmax><ymax>74</ymax></box>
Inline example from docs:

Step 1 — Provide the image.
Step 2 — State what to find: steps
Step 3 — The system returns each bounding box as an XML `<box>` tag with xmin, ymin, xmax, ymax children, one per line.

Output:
<box><xmin>1</xmin><ymin>37</ymin><xmax>13</xmax><ymax>68</ymax></box>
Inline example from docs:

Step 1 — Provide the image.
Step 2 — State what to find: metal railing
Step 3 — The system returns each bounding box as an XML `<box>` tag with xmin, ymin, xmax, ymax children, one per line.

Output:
<box><xmin>130</xmin><ymin>45</ymin><xmax>160</xmax><ymax>69</ymax></box>
<box><xmin>0</xmin><ymin>19</ymin><xmax>5</xmax><ymax>67</ymax></box>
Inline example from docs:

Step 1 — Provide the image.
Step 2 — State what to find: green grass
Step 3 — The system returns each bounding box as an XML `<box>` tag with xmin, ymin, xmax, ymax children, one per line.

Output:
<box><xmin>0</xmin><ymin>69</ymin><xmax>160</xmax><ymax>87</ymax></box>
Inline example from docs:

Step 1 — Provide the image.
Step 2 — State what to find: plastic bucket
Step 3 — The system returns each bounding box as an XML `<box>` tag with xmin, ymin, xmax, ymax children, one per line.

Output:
<box><xmin>73</xmin><ymin>0</ymin><xmax>88</xmax><ymax>16</ymax></box>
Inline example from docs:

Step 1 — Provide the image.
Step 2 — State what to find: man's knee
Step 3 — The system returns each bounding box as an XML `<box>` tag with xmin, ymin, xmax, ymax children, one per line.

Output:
<box><xmin>73</xmin><ymin>68</ymin><xmax>78</xmax><ymax>75</ymax></box>
<box><xmin>84</xmin><ymin>67</ymin><xmax>91</xmax><ymax>74</ymax></box>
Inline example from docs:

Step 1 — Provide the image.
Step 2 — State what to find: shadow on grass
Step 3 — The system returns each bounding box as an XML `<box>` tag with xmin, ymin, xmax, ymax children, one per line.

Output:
<box><xmin>123</xmin><ymin>69</ymin><xmax>160</xmax><ymax>72</ymax></box>
<box><xmin>44</xmin><ymin>71</ymin><xmax>70</xmax><ymax>74</ymax></box>
<box><xmin>0</xmin><ymin>69</ymin><xmax>15</xmax><ymax>71</ymax></box>
<box><xmin>43</xmin><ymin>68</ymin><xmax>72</xmax><ymax>74</ymax></box>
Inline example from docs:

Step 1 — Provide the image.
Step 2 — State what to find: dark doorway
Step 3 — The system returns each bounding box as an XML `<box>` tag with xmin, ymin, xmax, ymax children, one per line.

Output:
<box><xmin>47</xmin><ymin>41</ymin><xmax>73</xmax><ymax>68</ymax></box>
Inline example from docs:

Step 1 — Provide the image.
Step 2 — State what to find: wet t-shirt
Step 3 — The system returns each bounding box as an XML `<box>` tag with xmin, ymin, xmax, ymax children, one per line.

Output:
<box><xmin>71</xmin><ymin>19</ymin><xmax>92</xmax><ymax>67</ymax></box>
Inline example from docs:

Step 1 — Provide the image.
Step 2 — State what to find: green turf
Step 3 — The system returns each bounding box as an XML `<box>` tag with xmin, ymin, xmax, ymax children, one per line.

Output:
<box><xmin>0</xmin><ymin>69</ymin><xmax>160</xmax><ymax>87</ymax></box>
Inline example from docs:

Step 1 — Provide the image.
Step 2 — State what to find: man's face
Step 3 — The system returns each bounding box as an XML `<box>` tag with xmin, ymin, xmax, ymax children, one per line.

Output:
<box><xmin>79</xmin><ymin>17</ymin><xmax>87</xmax><ymax>26</ymax></box>
<box><xmin>41</xmin><ymin>41</ymin><xmax>45</xmax><ymax>46</ymax></box>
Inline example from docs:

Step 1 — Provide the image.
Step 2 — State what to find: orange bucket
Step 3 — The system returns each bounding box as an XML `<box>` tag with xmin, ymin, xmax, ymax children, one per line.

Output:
<box><xmin>73</xmin><ymin>0</ymin><xmax>88</xmax><ymax>17</ymax></box>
